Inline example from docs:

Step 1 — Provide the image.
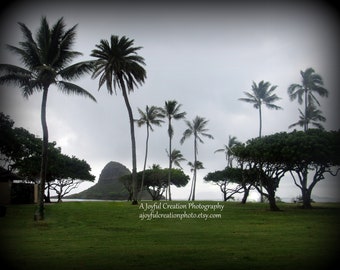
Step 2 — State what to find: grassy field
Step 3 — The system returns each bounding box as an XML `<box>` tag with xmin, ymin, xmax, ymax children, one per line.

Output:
<box><xmin>0</xmin><ymin>201</ymin><xmax>339</xmax><ymax>270</ymax></box>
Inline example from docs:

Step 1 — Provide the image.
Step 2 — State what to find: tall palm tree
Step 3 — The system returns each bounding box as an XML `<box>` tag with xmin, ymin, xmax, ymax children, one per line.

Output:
<box><xmin>239</xmin><ymin>80</ymin><xmax>282</xmax><ymax>137</ymax></box>
<box><xmin>136</xmin><ymin>105</ymin><xmax>164</xmax><ymax>200</ymax></box>
<box><xmin>288</xmin><ymin>68</ymin><xmax>328</xmax><ymax>132</ymax></box>
<box><xmin>187</xmin><ymin>160</ymin><xmax>204</xmax><ymax>201</ymax></box>
<box><xmin>289</xmin><ymin>103</ymin><xmax>326</xmax><ymax>130</ymax></box>
<box><xmin>214</xmin><ymin>135</ymin><xmax>241</xmax><ymax>168</ymax></box>
<box><xmin>180</xmin><ymin>116</ymin><xmax>214</xmax><ymax>201</ymax></box>
<box><xmin>161</xmin><ymin>100</ymin><xmax>186</xmax><ymax>200</ymax></box>
<box><xmin>91</xmin><ymin>35</ymin><xmax>146</xmax><ymax>205</ymax></box>
<box><xmin>0</xmin><ymin>17</ymin><xmax>96</xmax><ymax>220</ymax></box>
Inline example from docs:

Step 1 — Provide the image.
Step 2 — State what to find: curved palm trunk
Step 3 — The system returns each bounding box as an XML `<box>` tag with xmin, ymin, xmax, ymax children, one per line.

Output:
<box><xmin>120</xmin><ymin>80</ymin><xmax>138</xmax><ymax>205</ymax></box>
<box><xmin>188</xmin><ymin>175</ymin><xmax>194</xmax><ymax>201</ymax></box>
<box><xmin>139</xmin><ymin>125</ymin><xmax>150</xmax><ymax>200</ymax></box>
<box><xmin>192</xmin><ymin>170</ymin><xmax>197</xmax><ymax>201</ymax></box>
<box><xmin>36</xmin><ymin>87</ymin><xmax>49</xmax><ymax>220</ymax></box>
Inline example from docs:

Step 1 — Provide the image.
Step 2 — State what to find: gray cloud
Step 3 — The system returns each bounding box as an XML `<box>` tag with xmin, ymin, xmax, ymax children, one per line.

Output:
<box><xmin>1</xmin><ymin>0</ymin><xmax>339</xmax><ymax>200</ymax></box>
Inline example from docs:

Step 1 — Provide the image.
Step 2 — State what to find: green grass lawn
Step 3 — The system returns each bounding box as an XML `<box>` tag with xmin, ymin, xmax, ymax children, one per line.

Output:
<box><xmin>1</xmin><ymin>201</ymin><xmax>339</xmax><ymax>270</ymax></box>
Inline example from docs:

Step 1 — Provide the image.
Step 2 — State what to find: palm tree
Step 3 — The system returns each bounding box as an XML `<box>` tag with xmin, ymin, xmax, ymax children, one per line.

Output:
<box><xmin>0</xmin><ymin>17</ymin><xmax>96</xmax><ymax>220</ymax></box>
<box><xmin>166</xmin><ymin>149</ymin><xmax>186</xmax><ymax>169</ymax></box>
<box><xmin>136</xmin><ymin>105</ymin><xmax>164</xmax><ymax>200</ymax></box>
<box><xmin>180</xmin><ymin>116</ymin><xmax>214</xmax><ymax>201</ymax></box>
<box><xmin>288</xmin><ymin>68</ymin><xmax>328</xmax><ymax>132</ymax></box>
<box><xmin>161</xmin><ymin>100</ymin><xmax>186</xmax><ymax>200</ymax></box>
<box><xmin>239</xmin><ymin>80</ymin><xmax>282</xmax><ymax>137</ymax></box>
<box><xmin>187</xmin><ymin>160</ymin><xmax>204</xmax><ymax>201</ymax></box>
<box><xmin>214</xmin><ymin>135</ymin><xmax>241</xmax><ymax>168</ymax></box>
<box><xmin>289</xmin><ymin>103</ymin><xmax>326</xmax><ymax>130</ymax></box>
<box><xmin>91</xmin><ymin>35</ymin><xmax>146</xmax><ymax>205</ymax></box>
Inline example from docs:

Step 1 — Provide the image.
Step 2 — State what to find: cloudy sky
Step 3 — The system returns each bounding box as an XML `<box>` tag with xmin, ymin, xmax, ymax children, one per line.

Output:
<box><xmin>1</xmin><ymin>0</ymin><xmax>339</xmax><ymax>201</ymax></box>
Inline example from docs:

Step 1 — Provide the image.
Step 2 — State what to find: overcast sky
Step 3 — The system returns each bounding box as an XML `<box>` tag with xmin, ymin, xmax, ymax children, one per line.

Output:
<box><xmin>1</xmin><ymin>0</ymin><xmax>339</xmax><ymax>201</ymax></box>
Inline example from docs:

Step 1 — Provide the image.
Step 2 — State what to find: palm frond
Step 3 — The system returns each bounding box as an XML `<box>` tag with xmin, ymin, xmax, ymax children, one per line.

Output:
<box><xmin>57</xmin><ymin>81</ymin><xmax>97</xmax><ymax>102</ymax></box>
<box><xmin>287</xmin><ymin>83</ymin><xmax>303</xmax><ymax>102</ymax></box>
<box><xmin>265</xmin><ymin>103</ymin><xmax>282</xmax><ymax>110</ymax></box>
<box><xmin>311</xmin><ymin>122</ymin><xmax>324</xmax><ymax>130</ymax></box>
<box><xmin>214</xmin><ymin>148</ymin><xmax>226</xmax><ymax>154</ymax></box>
<box><xmin>136</xmin><ymin>105</ymin><xmax>164</xmax><ymax>130</ymax></box>
<box><xmin>58</xmin><ymin>61</ymin><xmax>94</xmax><ymax>80</ymax></box>
<box><xmin>0</xmin><ymin>64</ymin><xmax>32</xmax><ymax>75</ymax></box>
<box><xmin>201</xmin><ymin>132</ymin><xmax>214</xmax><ymax>140</ymax></box>
<box><xmin>180</xmin><ymin>128</ymin><xmax>193</xmax><ymax>144</ymax></box>
<box><xmin>180</xmin><ymin>116</ymin><xmax>213</xmax><ymax>145</ymax></box>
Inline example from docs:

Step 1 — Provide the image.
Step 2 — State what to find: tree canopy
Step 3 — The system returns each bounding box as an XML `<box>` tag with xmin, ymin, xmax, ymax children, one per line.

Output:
<box><xmin>232</xmin><ymin>129</ymin><xmax>340</xmax><ymax>209</ymax></box>
<box><xmin>0</xmin><ymin>113</ymin><xmax>95</xmax><ymax>202</ymax></box>
<box><xmin>120</xmin><ymin>166</ymin><xmax>189</xmax><ymax>201</ymax></box>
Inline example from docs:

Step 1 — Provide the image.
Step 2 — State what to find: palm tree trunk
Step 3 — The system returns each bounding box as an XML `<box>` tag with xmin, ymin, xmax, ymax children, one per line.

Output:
<box><xmin>304</xmin><ymin>88</ymin><xmax>308</xmax><ymax>132</ymax></box>
<box><xmin>188</xmin><ymin>176</ymin><xmax>194</xmax><ymax>201</ymax></box>
<box><xmin>36</xmin><ymin>87</ymin><xmax>49</xmax><ymax>220</ymax></box>
<box><xmin>192</xmin><ymin>136</ymin><xmax>198</xmax><ymax>201</ymax></box>
<box><xmin>167</xmin><ymin>118</ymin><xmax>172</xmax><ymax>201</ymax></box>
<box><xmin>139</xmin><ymin>126</ymin><xmax>149</xmax><ymax>200</ymax></box>
<box><xmin>192</xmin><ymin>170</ymin><xmax>197</xmax><ymax>201</ymax></box>
<box><xmin>258</xmin><ymin>105</ymin><xmax>264</xmax><ymax>203</ymax></box>
<box><xmin>258</xmin><ymin>104</ymin><xmax>262</xmax><ymax>138</ymax></box>
<box><xmin>120</xmin><ymin>80</ymin><xmax>138</xmax><ymax>205</ymax></box>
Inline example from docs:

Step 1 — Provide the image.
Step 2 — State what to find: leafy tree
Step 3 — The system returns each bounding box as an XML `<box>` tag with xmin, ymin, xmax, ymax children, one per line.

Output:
<box><xmin>233</xmin><ymin>134</ymin><xmax>290</xmax><ymax>211</ymax></box>
<box><xmin>0</xmin><ymin>113</ymin><xmax>21</xmax><ymax>168</ymax></box>
<box><xmin>142</xmin><ymin>166</ymin><xmax>189</xmax><ymax>201</ymax></box>
<box><xmin>15</xmin><ymin>140</ymin><xmax>58</xmax><ymax>183</ymax></box>
<box><xmin>0</xmin><ymin>17</ymin><xmax>96</xmax><ymax>220</ymax></box>
<box><xmin>91</xmin><ymin>35</ymin><xmax>146</xmax><ymax>205</ymax></box>
<box><xmin>288</xmin><ymin>68</ymin><xmax>328</xmax><ymax>132</ymax></box>
<box><xmin>161</xmin><ymin>100</ymin><xmax>186</xmax><ymax>201</ymax></box>
<box><xmin>283</xmin><ymin>129</ymin><xmax>340</xmax><ymax>208</ymax></box>
<box><xmin>180</xmin><ymin>116</ymin><xmax>214</xmax><ymax>201</ymax></box>
<box><xmin>136</xmin><ymin>105</ymin><xmax>164</xmax><ymax>200</ymax></box>
<box><xmin>120</xmin><ymin>173</ymin><xmax>140</xmax><ymax>201</ymax></box>
<box><xmin>239</xmin><ymin>80</ymin><xmax>282</xmax><ymax>138</ymax></box>
<box><xmin>204</xmin><ymin>167</ymin><xmax>256</xmax><ymax>203</ymax></box>
<box><xmin>12</xmin><ymin>134</ymin><xmax>94</xmax><ymax>203</ymax></box>
<box><xmin>214</xmin><ymin>135</ymin><xmax>241</xmax><ymax>168</ymax></box>
<box><xmin>49</xmin><ymin>154</ymin><xmax>95</xmax><ymax>202</ymax></box>
<box><xmin>233</xmin><ymin>130</ymin><xmax>340</xmax><ymax>209</ymax></box>
<box><xmin>288</xmin><ymin>103</ymin><xmax>326</xmax><ymax>130</ymax></box>
<box><xmin>0</xmin><ymin>113</ymin><xmax>53</xmax><ymax>183</ymax></box>
<box><xmin>120</xmin><ymin>165</ymin><xmax>189</xmax><ymax>201</ymax></box>
<box><xmin>0</xmin><ymin>114</ymin><xmax>94</xmax><ymax>202</ymax></box>
<box><xmin>205</xmin><ymin>168</ymin><xmax>242</xmax><ymax>202</ymax></box>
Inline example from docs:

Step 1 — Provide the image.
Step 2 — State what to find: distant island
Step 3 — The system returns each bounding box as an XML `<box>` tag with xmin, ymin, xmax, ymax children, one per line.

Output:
<box><xmin>67</xmin><ymin>161</ymin><xmax>147</xmax><ymax>200</ymax></box>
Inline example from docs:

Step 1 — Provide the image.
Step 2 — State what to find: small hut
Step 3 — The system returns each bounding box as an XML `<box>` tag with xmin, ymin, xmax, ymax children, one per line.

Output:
<box><xmin>0</xmin><ymin>167</ymin><xmax>19</xmax><ymax>205</ymax></box>
<box><xmin>0</xmin><ymin>167</ymin><xmax>21</xmax><ymax>216</ymax></box>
